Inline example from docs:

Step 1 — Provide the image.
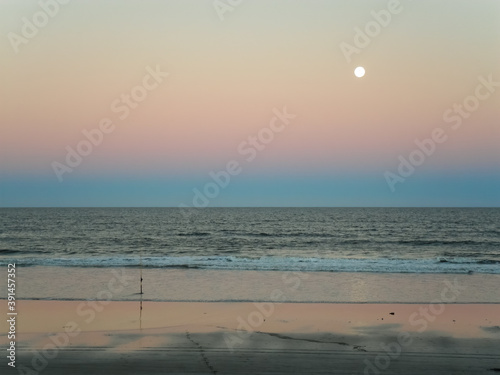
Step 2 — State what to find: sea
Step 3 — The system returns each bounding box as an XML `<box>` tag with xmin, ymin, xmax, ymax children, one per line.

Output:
<box><xmin>1</xmin><ymin>207</ymin><xmax>499</xmax><ymax>302</ymax></box>
<box><xmin>1</xmin><ymin>207</ymin><xmax>499</xmax><ymax>273</ymax></box>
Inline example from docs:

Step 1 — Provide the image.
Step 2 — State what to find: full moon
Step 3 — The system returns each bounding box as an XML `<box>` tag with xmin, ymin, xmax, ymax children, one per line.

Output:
<box><xmin>354</xmin><ymin>66</ymin><xmax>365</xmax><ymax>78</ymax></box>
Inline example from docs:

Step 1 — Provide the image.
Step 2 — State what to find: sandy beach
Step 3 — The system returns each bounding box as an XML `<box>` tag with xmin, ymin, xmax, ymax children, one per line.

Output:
<box><xmin>2</xmin><ymin>300</ymin><xmax>499</xmax><ymax>374</ymax></box>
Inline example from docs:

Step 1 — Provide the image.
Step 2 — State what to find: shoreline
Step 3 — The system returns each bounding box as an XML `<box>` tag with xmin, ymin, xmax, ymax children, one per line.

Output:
<box><xmin>2</xmin><ymin>266</ymin><xmax>500</xmax><ymax>303</ymax></box>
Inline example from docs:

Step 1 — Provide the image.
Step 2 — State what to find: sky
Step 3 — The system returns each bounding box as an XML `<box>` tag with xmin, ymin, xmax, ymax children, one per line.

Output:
<box><xmin>1</xmin><ymin>0</ymin><xmax>499</xmax><ymax>207</ymax></box>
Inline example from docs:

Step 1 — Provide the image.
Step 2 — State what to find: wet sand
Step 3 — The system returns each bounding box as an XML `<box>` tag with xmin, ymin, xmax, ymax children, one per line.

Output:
<box><xmin>1</xmin><ymin>300</ymin><xmax>499</xmax><ymax>374</ymax></box>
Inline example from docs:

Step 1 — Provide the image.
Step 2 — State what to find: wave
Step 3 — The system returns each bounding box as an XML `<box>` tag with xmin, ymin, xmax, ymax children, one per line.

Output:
<box><xmin>177</xmin><ymin>232</ymin><xmax>211</xmax><ymax>236</ymax></box>
<box><xmin>0</xmin><ymin>249</ymin><xmax>21</xmax><ymax>254</ymax></box>
<box><xmin>0</xmin><ymin>256</ymin><xmax>499</xmax><ymax>274</ymax></box>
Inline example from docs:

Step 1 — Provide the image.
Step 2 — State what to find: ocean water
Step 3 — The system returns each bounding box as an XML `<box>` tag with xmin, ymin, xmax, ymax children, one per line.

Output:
<box><xmin>1</xmin><ymin>207</ymin><xmax>499</xmax><ymax>274</ymax></box>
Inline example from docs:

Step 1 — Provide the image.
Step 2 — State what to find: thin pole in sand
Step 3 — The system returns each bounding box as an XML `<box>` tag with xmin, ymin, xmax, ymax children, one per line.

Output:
<box><xmin>140</xmin><ymin>266</ymin><xmax>143</xmax><ymax>295</ymax></box>
<box><xmin>139</xmin><ymin>250</ymin><xmax>143</xmax><ymax>330</ymax></box>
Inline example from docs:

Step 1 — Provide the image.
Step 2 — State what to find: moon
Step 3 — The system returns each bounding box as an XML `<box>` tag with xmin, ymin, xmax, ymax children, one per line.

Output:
<box><xmin>354</xmin><ymin>66</ymin><xmax>365</xmax><ymax>78</ymax></box>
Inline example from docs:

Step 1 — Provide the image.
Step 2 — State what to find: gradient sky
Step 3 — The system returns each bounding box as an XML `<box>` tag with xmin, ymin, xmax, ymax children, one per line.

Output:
<box><xmin>1</xmin><ymin>0</ymin><xmax>499</xmax><ymax>207</ymax></box>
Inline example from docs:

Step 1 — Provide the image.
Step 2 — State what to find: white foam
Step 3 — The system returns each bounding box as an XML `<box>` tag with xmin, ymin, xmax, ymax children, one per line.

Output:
<box><xmin>1</xmin><ymin>255</ymin><xmax>499</xmax><ymax>274</ymax></box>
